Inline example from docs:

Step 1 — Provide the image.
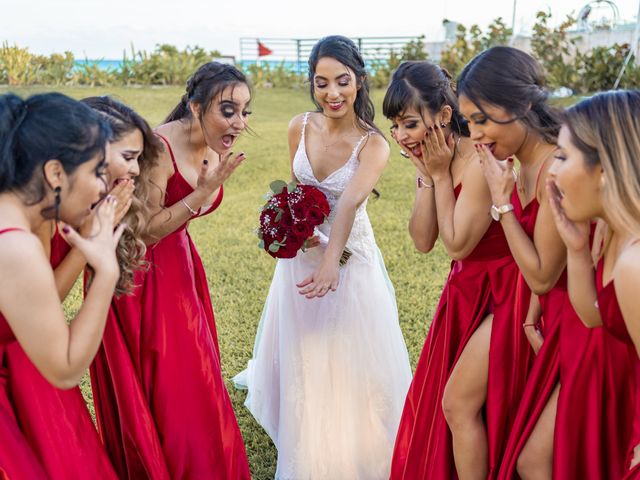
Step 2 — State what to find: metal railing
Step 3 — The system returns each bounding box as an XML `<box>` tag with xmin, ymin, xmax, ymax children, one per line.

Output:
<box><xmin>239</xmin><ymin>36</ymin><xmax>423</xmax><ymax>73</ymax></box>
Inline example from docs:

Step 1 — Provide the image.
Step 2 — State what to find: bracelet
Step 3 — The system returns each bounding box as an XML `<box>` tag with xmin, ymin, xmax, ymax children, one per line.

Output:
<box><xmin>181</xmin><ymin>198</ymin><xmax>197</xmax><ymax>216</ymax></box>
<box><xmin>417</xmin><ymin>176</ymin><xmax>434</xmax><ymax>189</ymax></box>
<box><xmin>522</xmin><ymin>322</ymin><xmax>537</xmax><ymax>328</ymax></box>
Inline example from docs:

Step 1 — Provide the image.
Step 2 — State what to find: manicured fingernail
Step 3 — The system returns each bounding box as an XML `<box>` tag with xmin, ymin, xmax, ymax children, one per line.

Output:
<box><xmin>203</xmin><ymin>159</ymin><xmax>208</xmax><ymax>165</ymax></box>
<box><xmin>62</xmin><ymin>226</ymin><xmax>70</xmax><ymax>234</ymax></box>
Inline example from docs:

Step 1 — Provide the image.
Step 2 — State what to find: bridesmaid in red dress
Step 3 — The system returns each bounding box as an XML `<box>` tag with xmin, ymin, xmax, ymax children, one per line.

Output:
<box><xmin>458</xmin><ymin>47</ymin><xmax>567</xmax><ymax>479</ymax></box>
<box><xmin>469</xmin><ymin>48</ymin><xmax>633</xmax><ymax>479</ymax></box>
<box><xmin>0</xmin><ymin>92</ymin><xmax>123</xmax><ymax>478</ymax></box>
<box><xmin>32</xmin><ymin>97</ymin><xmax>166</xmax><ymax>478</ymax></box>
<box><xmin>548</xmin><ymin>90</ymin><xmax>640</xmax><ymax>478</ymax></box>
<box><xmin>91</xmin><ymin>62</ymin><xmax>252</xmax><ymax>478</ymax></box>
<box><xmin>383</xmin><ymin>61</ymin><xmax>524</xmax><ymax>479</ymax></box>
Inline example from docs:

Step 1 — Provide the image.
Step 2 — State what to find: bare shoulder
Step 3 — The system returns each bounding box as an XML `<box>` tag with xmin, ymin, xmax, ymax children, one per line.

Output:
<box><xmin>150</xmin><ymin>127</ymin><xmax>174</xmax><ymax>175</ymax></box>
<box><xmin>615</xmin><ymin>242</ymin><xmax>640</xmax><ymax>282</ymax></box>
<box><xmin>288</xmin><ymin>113</ymin><xmax>308</xmax><ymax>136</ymax></box>
<box><xmin>358</xmin><ymin>132</ymin><xmax>389</xmax><ymax>163</ymax></box>
<box><xmin>0</xmin><ymin>230</ymin><xmax>47</xmax><ymax>272</ymax></box>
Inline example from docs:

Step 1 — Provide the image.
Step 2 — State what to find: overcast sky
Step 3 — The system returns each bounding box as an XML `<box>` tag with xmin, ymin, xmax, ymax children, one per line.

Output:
<box><xmin>2</xmin><ymin>0</ymin><xmax>638</xmax><ymax>59</ymax></box>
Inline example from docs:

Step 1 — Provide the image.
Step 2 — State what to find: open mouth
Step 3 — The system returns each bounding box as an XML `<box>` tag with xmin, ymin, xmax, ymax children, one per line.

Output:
<box><xmin>113</xmin><ymin>177</ymin><xmax>135</xmax><ymax>187</ymax></box>
<box><xmin>484</xmin><ymin>143</ymin><xmax>497</xmax><ymax>155</ymax></box>
<box><xmin>328</xmin><ymin>101</ymin><xmax>344</xmax><ymax>111</ymax></box>
<box><xmin>222</xmin><ymin>134</ymin><xmax>238</xmax><ymax>149</ymax></box>
<box><xmin>403</xmin><ymin>142</ymin><xmax>422</xmax><ymax>157</ymax></box>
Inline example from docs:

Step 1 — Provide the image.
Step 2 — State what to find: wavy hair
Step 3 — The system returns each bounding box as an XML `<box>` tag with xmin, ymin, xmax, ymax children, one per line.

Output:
<box><xmin>82</xmin><ymin>96</ymin><xmax>162</xmax><ymax>296</ymax></box>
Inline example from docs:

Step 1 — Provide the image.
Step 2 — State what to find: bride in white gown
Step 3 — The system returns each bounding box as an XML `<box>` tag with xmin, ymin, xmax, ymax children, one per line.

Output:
<box><xmin>234</xmin><ymin>36</ymin><xmax>411</xmax><ymax>479</ymax></box>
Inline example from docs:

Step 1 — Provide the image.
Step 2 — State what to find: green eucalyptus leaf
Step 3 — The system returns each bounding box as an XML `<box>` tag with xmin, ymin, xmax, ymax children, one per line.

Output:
<box><xmin>270</xmin><ymin>180</ymin><xmax>287</xmax><ymax>194</ymax></box>
<box><xmin>268</xmin><ymin>243</ymin><xmax>280</xmax><ymax>253</ymax></box>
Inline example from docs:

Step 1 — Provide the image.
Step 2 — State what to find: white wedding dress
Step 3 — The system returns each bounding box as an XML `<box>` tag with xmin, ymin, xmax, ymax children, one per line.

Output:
<box><xmin>234</xmin><ymin>113</ymin><xmax>411</xmax><ymax>479</ymax></box>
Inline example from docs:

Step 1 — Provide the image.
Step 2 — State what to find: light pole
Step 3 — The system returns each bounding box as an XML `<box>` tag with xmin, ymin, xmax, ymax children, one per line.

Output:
<box><xmin>510</xmin><ymin>0</ymin><xmax>518</xmax><ymax>44</ymax></box>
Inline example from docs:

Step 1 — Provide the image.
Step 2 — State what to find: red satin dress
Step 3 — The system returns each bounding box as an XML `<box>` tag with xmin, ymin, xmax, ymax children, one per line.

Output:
<box><xmin>499</xmin><ymin>199</ymin><xmax>635</xmax><ymax>478</ymax></box>
<box><xmin>89</xmin><ymin>135</ymin><xmax>250</xmax><ymax>479</ymax></box>
<box><xmin>0</xmin><ymin>227</ymin><xmax>117</xmax><ymax>480</ymax></box>
<box><xmin>390</xmin><ymin>185</ymin><xmax>534</xmax><ymax>479</ymax></box>
<box><xmin>595</xmin><ymin>258</ymin><xmax>640</xmax><ymax>479</ymax></box>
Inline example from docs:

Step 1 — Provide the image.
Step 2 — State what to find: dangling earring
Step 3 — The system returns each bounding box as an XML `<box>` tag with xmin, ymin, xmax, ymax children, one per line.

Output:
<box><xmin>54</xmin><ymin>186</ymin><xmax>61</xmax><ymax>223</ymax></box>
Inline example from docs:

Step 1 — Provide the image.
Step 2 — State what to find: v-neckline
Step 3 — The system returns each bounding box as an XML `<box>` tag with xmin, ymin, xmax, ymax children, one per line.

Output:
<box><xmin>301</xmin><ymin>116</ymin><xmax>366</xmax><ymax>184</ymax></box>
<box><xmin>303</xmin><ymin>146</ymin><xmax>354</xmax><ymax>184</ymax></box>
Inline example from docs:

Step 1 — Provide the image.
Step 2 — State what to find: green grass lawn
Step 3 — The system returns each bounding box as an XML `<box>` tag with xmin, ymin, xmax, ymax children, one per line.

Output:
<box><xmin>3</xmin><ymin>85</ymin><xmax>452</xmax><ymax>479</ymax></box>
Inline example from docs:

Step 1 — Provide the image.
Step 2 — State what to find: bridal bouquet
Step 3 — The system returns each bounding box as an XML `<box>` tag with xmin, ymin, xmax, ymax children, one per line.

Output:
<box><xmin>258</xmin><ymin>180</ymin><xmax>330</xmax><ymax>259</ymax></box>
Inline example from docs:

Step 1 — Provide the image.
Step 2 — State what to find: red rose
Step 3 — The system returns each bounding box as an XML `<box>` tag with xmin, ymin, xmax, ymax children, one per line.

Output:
<box><xmin>292</xmin><ymin>221</ymin><xmax>314</xmax><ymax>239</ymax></box>
<box><xmin>307</xmin><ymin>206</ymin><xmax>326</xmax><ymax>226</ymax></box>
<box><xmin>279</xmin><ymin>210</ymin><xmax>294</xmax><ymax>228</ymax></box>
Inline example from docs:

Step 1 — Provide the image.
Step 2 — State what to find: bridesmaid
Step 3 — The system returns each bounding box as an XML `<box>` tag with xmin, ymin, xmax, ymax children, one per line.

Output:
<box><xmin>0</xmin><ymin>92</ymin><xmax>122</xmax><ymax>478</ymax></box>
<box><xmin>467</xmin><ymin>47</ymin><xmax>628</xmax><ymax>479</ymax></box>
<box><xmin>4</xmin><ymin>96</ymin><xmax>148</xmax><ymax>479</ymax></box>
<box><xmin>548</xmin><ymin>90</ymin><xmax>640</xmax><ymax>478</ymax></box>
<box><xmin>92</xmin><ymin>62</ymin><xmax>251</xmax><ymax>478</ymax></box>
<box><xmin>457</xmin><ymin>46</ymin><xmax>566</xmax><ymax>478</ymax></box>
<box><xmin>382</xmin><ymin>61</ymin><xmax>520</xmax><ymax>479</ymax></box>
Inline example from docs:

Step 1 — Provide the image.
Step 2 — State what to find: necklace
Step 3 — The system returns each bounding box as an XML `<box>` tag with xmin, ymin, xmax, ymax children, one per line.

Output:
<box><xmin>516</xmin><ymin>146</ymin><xmax>557</xmax><ymax>196</ymax></box>
<box><xmin>322</xmin><ymin>126</ymin><xmax>358</xmax><ymax>152</ymax></box>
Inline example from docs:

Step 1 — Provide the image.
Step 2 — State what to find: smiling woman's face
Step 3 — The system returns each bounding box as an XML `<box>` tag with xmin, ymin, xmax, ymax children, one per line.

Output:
<box><xmin>313</xmin><ymin>56</ymin><xmax>359</xmax><ymax>119</ymax></box>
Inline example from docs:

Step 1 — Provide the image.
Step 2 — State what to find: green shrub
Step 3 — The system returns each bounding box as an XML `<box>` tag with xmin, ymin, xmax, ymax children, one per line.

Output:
<box><xmin>530</xmin><ymin>11</ymin><xmax>583</xmax><ymax>91</ymax></box>
<box><xmin>243</xmin><ymin>61</ymin><xmax>306</xmax><ymax>89</ymax></box>
<box><xmin>123</xmin><ymin>44</ymin><xmax>221</xmax><ymax>85</ymax></box>
<box><xmin>439</xmin><ymin>18</ymin><xmax>511</xmax><ymax>77</ymax></box>
<box><xmin>369</xmin><ymin>36</ymin><xmax>428</xmax><ymax>88</ymax></box>
<box><xmin>579</xmin><ymin>43</ymin><xmax>639</xmax><ymax>91</ymax></box>
<box><xmin>0</xmin><ymin>42</ymin><xmax>40</xmax><ymax>85</ymax></box>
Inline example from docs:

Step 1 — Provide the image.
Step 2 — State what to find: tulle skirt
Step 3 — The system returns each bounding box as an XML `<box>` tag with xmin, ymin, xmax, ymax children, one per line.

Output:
<box><xmin>235</xmin><ymin>245</ymin><xmax>412</xmax><ymax>479</ymax></box>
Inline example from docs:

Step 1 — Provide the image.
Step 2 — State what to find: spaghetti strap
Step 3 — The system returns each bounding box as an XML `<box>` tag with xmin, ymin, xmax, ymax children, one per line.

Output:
<box><xmin>156</xmin><ymin>133</ymin><xmax>179</xmax><ymax>171</ymax></box>
<box><xmin>351</xmin><ymin>131</ymin><xmax>374</xmax><ymax>158</ymax></box>
<box><xmin>300</xmin><ymin>112</ymin><xmax>310</xmax><ymax>140</ymax></box>
<box><xmin>534</xmin><ymin>149</ymin><xmax>557</xmax><ymax>193</ymax></box>
<box><xmin>0</xmin><ymin>227</ymin><xmax>24</xmax><ymax>235</ymax></box>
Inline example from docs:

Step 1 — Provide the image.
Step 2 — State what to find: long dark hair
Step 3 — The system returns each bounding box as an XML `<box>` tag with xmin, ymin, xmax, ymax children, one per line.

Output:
<box><xmin>383</xmin><ymin>60</ymin><xmax>469</xmax><ymax>136</ymax></box>
<box><xmin>0</xmin><ymin>92</ymin><xmax>110</xmax><ymax>219</ymax></box>
<box><xmin>308</xmin><ymin>35</ymin><xmax>383</xmax><ymax>136</ymax></box>
<box><xmin>81</xmin><ymin>96</ymin><xmax>162</xmax><ymax>295</ymax></box>
<box><xmin>457</xmin><ymin>46</ymin><xmax>561</xmax><ymax>143</ymax></box>
<box><xmin>164</xmin><ymin>62</ymin><xmax>251</xmax><ymax>124</ymax></box>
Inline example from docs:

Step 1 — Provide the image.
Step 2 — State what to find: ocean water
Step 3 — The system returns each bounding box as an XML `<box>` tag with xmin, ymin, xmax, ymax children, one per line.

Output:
<box><xmin>74</xmin><ymin>59</ymin><xmax>386</xmax><ymax>73</ymax></box>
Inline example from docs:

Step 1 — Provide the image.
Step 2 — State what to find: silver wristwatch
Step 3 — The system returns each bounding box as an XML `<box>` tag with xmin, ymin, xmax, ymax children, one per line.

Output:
<box><xmin>490</xmin><ymin>203</ymin><xmax>515</xmax><ymax>221</ymax></box>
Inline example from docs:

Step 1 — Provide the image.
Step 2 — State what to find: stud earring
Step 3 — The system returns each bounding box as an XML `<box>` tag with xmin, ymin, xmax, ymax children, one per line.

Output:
<box><xmin>440</xmin><ymin>122</ymin><xmax>448</xmax><ymax>128</ymax></box>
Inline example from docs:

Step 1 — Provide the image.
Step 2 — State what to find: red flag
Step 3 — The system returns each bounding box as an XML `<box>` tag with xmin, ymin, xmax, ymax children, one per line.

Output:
<box><xmin>257</xmin><ymin>41</ymin><xmax>273</xmax><ymax>57</ymax></box>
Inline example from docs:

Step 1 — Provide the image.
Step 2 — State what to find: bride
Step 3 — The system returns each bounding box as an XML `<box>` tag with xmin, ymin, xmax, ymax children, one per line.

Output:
<box><xmin>235</xmin><ymin>35</ymin><xmax>411</xmax><ymax>479</ymax></box>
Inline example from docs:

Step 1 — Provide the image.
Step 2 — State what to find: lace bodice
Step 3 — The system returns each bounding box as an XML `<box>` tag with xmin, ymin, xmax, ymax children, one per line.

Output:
<box><xmin>292</xmin><ymin>112</ymin><xmax>378</xmax><ymax>262</ymax></box>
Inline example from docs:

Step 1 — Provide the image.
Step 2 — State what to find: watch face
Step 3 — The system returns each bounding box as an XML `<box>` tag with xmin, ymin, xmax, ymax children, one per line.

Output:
<box><xmin>490</xmin><ymin>205</ymin><xmax>500</xmax><ymax>221</ymax></box>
